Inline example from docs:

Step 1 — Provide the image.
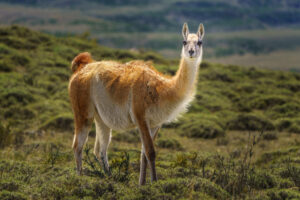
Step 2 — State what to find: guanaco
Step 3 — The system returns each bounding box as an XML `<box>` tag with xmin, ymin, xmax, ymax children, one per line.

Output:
<box><xmin>68</xmin><ymin>23</ymin><xmax>204</xmax><ymax>185</ymax></box>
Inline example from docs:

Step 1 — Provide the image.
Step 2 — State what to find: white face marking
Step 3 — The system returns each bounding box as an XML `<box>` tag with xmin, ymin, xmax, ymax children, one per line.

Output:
<box><xmin>181</xmin><ymin>23</ymin><xmax>205</xmax><ymax>60</ymax></box>
<box><xmin>182</xmin><ymin>34</ymin><xmax>203</xmax><ymax>59</ymax></box>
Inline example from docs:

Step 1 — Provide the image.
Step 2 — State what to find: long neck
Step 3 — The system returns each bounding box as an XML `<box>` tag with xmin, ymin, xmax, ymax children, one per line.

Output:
<box><xmin>172</xmin><ymin>50</ymin><xmax>202</xmax><ymax>98</ymax></box>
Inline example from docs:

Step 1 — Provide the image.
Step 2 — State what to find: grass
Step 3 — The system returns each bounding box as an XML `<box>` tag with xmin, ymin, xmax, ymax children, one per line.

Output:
<box><xmin>0</xmin><ymin>25</ymin><xmax>299</xmax><ymax>199</ymax></box>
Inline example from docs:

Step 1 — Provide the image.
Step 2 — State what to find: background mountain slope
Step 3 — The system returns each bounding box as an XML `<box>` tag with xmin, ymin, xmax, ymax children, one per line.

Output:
<box><xmin>1</xmin><ymin>0</ymin><xmax>300</xmax><ymax>70</ymax></box>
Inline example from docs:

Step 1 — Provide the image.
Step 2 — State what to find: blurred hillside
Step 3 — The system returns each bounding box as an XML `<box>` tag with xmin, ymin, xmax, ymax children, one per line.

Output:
<box><xmin>0</xmin><ymin>0</ymin><xmax>300</xmax><ymax>70</ymax></box>
<box><xmin>0</xmin><ymin>25</ymin><xmax>300</xmax><ymax>199</ymax></box>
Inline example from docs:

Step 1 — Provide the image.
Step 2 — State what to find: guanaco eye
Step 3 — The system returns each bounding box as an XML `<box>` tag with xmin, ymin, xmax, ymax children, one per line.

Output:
<box><xmin>197</xmin><ymin>41</ymin><xmax>202</xmax><ymax>46</ymax></box>
<box><xmin>183</xmin><ymin>41</ymin><xmax>187</xmax><ymax>45</ymax></box>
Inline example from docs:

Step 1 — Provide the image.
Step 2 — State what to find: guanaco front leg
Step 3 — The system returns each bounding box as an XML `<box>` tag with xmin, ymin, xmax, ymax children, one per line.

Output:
<box><xmin>135</xmin><ymin>116</ymin><xmax>157</xmax><ymax>183</ymax></box>
<box><xmin>139</xmin><ymin>127</ymin><xmax>160</xmax><ymax>185</ymax></box>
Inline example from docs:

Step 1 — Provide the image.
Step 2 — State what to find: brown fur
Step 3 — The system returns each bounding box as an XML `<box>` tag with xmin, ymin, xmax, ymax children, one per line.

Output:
<box><xmin>69</xmin><ymin>53</ymin><xmax>94</xmax><ymax>149</ymax></box>
<box><xmin>80</xmin><ymin>58</ymin><xmax>193</xmax><ymax>108</ymax></box>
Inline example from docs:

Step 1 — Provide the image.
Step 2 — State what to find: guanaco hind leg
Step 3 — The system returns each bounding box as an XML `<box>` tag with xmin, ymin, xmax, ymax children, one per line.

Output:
<box><xmin>73</xmin><ymin>124</ymin><xmax>91</xmax><ymax>175</ymax></box>
<box><xmin>93</xmin><ymin>112</ymin><xmax>112</xmax><ymax>173</ymax></box>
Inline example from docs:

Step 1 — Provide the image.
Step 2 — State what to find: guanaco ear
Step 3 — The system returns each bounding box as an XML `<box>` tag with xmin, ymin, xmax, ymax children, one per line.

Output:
<box><xmin>197</xmin><ymin>23</ymin><xmax>205</xmax><ymax>40</ymax></box>
<box><xmin>182</xmin><ymin>23</ymin><xmax>189</xmax><ymax>41</ymax></box>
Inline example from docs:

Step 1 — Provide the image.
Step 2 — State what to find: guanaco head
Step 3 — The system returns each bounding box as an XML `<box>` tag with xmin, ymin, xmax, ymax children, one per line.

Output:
<box><xmin>181</xmin><ymin>23</ymin><xmax>205</xmax><ymax>60</ymax></box>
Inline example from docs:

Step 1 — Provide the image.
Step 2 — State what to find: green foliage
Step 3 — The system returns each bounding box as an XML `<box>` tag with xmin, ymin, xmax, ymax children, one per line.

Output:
<box><xmin>248</xmin><ymin>170</ymin><xmax>278</xmax><ymax>189</ymax></box>
<box><xmin>177</xmin><ymin>114</ymin><xmax>225</xmax><ymax>138</ymax></box>
<box><xmin>267</xmin><ymin>189</ymin><xmax>300</xmax><ymax>200</ymax></box>
<box><xmin>156</xmin><ymin>138</ymin><xmax>183</xmax><ymax>150</ymax></box>
<box><xmin>0</xmin><ymin>123</ymin><xmax>12</xmax><ymax>149</ymax></box>
<box><xmin>263</xmin><ymin>132</ymin><xmax>278</xmax><ymax>141</ymax></box>
<box><xmin>113</xmin><ymin>130</ymin><xmax>140</xmax><ymax>143</ymax></box>
<box><xmin>39</xmin><ymin>113</ymin><xmax>74</xmax><ymax>131</ymax></box>
<box><xmin>228</xmin><ymin>113</ymin><xmax>275</xmax><ymax>131</ymax></box>
<box><xmin>0</xmin><ymin>190</ymin><xmax>26</xmax><ymax>200</ymax></box>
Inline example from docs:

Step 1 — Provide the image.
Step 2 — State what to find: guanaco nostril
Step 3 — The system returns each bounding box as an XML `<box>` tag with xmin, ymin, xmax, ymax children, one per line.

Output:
<box><xmin>188</xmin><ymin>49</ymin><xmax>194</xmax><ymax>55</ymax></box>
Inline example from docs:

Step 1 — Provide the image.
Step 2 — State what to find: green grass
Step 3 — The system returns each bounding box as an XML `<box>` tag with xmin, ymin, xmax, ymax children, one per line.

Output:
<box><xmin>0</xmin><ymin>25</ymin><xmax>300</xmax><ymax>199</ymax></box>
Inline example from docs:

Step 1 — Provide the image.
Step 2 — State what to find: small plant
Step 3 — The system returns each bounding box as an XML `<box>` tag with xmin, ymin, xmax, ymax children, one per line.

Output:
<box><xmin>216</xmin><ymin>137</ymin><xmax>229</xmax><ymax>146</ymax></box>
<box><xmin>110</xmin><ymin>152</ymin><xmax>130</xmax><ymax>182</ymax></box>
<box><xmin>156</xmin><ymin>138</ymin><xmax>183</xmax><ymax>150</ymax></box>
<box><xmin>0</xmin><ymin>123</ymin><xmax>12</xmax><ymax>149</ymax></box>
<box><xmin>83</xmin><ymin>146</ymin><xmax>131</xmax><ymax>182</ymax></box>
<box><xmin>83</xmin><ymin>146</ymin><xmax>105</xmax><ymax>178</ymax></box>
<box><xmin>210</xmin><ymin>130</ymin><xmax>265</xmax><ymax>197</ymax></box>
<box><xmin>172</xmin><ymin>152</ymin><xmax>210</xmax><ymax>177</ymax></box>
<box><xmin>263</xmin><ymin>132</ymin><xmax>278</xmax><ymax>140</ymax></box>
<box><xmin>45</xmin><ymin>143</ymin><xmax>63</xmax><ymax>168</ymax></box>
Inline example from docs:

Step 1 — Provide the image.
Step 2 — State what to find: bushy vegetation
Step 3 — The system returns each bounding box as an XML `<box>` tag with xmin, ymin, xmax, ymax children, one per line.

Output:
<box><xmin>0</xmin><ymin>26</ymin><xmax>300</xmax><ymax>199</ymax></box>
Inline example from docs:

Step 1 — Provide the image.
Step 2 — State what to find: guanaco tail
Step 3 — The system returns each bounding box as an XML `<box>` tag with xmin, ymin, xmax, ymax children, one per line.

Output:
<box><xmin>68</xmin><ymin>22</ymin><xmax>204</xmax><ymax>185</ymax></box>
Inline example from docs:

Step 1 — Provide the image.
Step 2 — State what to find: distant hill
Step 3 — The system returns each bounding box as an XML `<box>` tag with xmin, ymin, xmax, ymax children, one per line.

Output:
<box><xmin>1</xmin><ymin>0</ymin><xmax>300</xmax><ymax>31</ymax></box>
<box><xmin>1</xmin><ymin>0</ymin><xmax>300</xmax><ymax>70</ymax></box>
<box><xmin>1</xmin><ymin>25</ymin><xmax>300</xmax><ymax>137</ymax></box>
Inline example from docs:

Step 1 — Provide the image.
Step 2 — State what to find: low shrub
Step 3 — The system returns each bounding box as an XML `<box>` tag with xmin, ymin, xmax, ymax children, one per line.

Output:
<box><xmin>268</xmin><ymin>102</ymin><xmax>300</xmax><ymax>118</ymax></box>
<box><xmin>228</xmin><ymin>113</ymin><xmax>275</xmax><ymax>131</ymax></box>
<box><xmin>0</xmin><ymin>60</ymin><xmax>13</xmax><ymax>72</ymax></box>
<box><xmin>276</xmin><ymin>118</ymin><xmax>300</xmax><ymax>133</ymax></box>
<box><xmin>193</xmin><ymin>178</ymin><xmax>230</xmax><ymax>200</ymax></box>
<box><xmin>113</xmin><ymin>130</ymin><xmax>139</xmax><ymax>143</ymax></box>
<box><xmin>178</xmin><ymin>114</ymin><xmax>225</xmax><ymax>138</ymax></box>
<box><xmin>0</xmin><ymin>123</ymin><xmax>13</xmax><ymax>149</ymax></box>
<box><xmin>39</xmin><ymin>113</ymin><xmax>73</xmax><ymax>131</ymax></box>
<box><xmin>248</xmin><ymin>170</ymin><xmax>277</xmax><ymax>189</ymax></box>
<box><xmin>278</xmin><ymin>179</ymin><xmax>295</xmax><ymax>189</ymax></box>
<box><xmin>0</xmin><ymin>190</ymin><xmax>26</xmax><ymax>200</ymax></box>
<box><xmin>267</xmin><ymin>189</ymin><xmax>300</xmax><ymax>200</ymax></box>
<box><xmin>0</xmin><ymin>88</ymin><xmax>35</xmax><ymax>107</ymax></box>
<box><xmin>156</xmin><ymin>138</ymin><xmax>183</xmax><ymax>150</ymax></box>
<box><xmin>279</xmin><ymin>163</ymin><xmax>300</xmax><ymax>187</ymax></box>
<box><xmin>216</xmin><ymin>137</ymin><xmax>229</xmax><ymax>146</ymax></box>
<box><xmin>0</xmin><ymin>180</ymin><xmax>20</xmax><ymax>192</ymax></box>
<box><xmin>11</xmin><ymin>54</ymin><xmax>30</xmax><ymax>66</ymax></box>
<box><xmin>263</xmin><ymin>132</ymin><xmax>278</xmax><ymax>140</ymax></box>
<box><xmin>249</xmin><ymin>95</ymin><xmax>287</xmax><ymax>110</ymax></box>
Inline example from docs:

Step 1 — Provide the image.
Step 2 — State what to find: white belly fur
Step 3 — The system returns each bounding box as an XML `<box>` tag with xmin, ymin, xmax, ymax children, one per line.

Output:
<box><xmin>91</xmin><ymin>77</ymin><xmax>194</xmax><ymax>130</ymax></box>
<box><xmin>91</xmin><ymin>77</ymin><xmax>135</xmax><ymax>130</ymax></box>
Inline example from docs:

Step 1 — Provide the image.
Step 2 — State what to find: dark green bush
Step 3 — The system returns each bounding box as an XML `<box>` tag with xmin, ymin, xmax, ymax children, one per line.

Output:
<box><xmin>0</xmin><ymin>190</ymin><xmax>26</xmax><ymax>200</ymax></box>
<box><xmin>39</xmin><ymin>113</ymin><xmax>73</xmax><ymax>131</ymax></box>
<box><xmin>113</xmin><ymin>130</ymin><xmax>139</xmax><ymax>143</ymax></box>
<box><xmin>0</xmin><ymin>180</ymin><xmax>20</xmax><ymax>192</ymax></box>
<box><xmin>278</xmin><ymin>179</ymin><xmax>295</xmax><ymax>189</ymax></box>
<box><xmin>0</xmin><ymin>123</ymin><xmax>12</xmax><ymax>149</ymax></box>
<box><xmin>276</xmin><ymin>118</ymin><xmax>300</xmax><ymax>133</ymax></box>
<box><xmin>248</xmin><ymin>170</ymin><xmax>277</xmax><ymax>189</ymax></box>
<box><xmin>11</xmin><ymin>54</ymin><xmax>30</xmax><ymax>66</ymax></box>
<box><xmin>178</xmin><ymin>114</ymin><xmax>225</xmax><ymax>138</ymax></box>
<box><xmin>216</xmin><ymin>137</ymin><xmax>229</xmax><ymax>146</ymax></box>
<box><xmin>180</xmin><ymin>121</ymin><xmax>225</xmax><ymax>138</ymax></box>
<box><xmin>0</xmin><ymin>88</ymin><xmax>35</xmax><ymax>107</ymax></box>
<box><xmin>228</xmin><ymin>113</ymin><xmax>275</xmax><ymax>131</ymax></box>
<box><xmin>0</xmin><ymin>61</ymin><xmax>13</xmax><ymax>72</ymax></box>
<box><xmin>249</xmin><ymin>95</ymin><xmax>287</xmax><ymax>110</ymax></box>
<box><xmin>193</xmin><ymin>178</ymin><xmax>230</xmax><ymax>200</ymax></box>
<box><xmin>267</xmin><ymin>189</ymin><xmax>300</xmax><ymax>200</ymax></box>
<box><xmin>156</xmin><ymin>138</ymin><xmax>183</xmax><ymax>150</ymax></box>
<box><xmin>263</xmin><ymin>132</ymin><xmax>278</xmax><ymax>140</ymax></box>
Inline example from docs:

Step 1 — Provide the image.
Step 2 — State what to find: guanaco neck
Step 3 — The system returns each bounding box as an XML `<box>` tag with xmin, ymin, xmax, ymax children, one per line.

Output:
<box><xmin>171</xmin><ymin>49</ymin><xmax>202</xmax><ymax>99</ymax></box>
